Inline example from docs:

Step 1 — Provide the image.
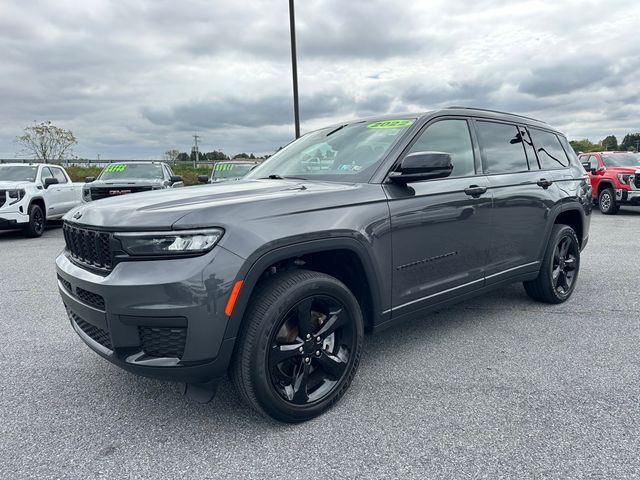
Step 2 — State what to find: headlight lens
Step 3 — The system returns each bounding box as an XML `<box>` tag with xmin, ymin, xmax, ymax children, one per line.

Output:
<box><xmin>82</xmin><ymin>188</ymin><xmax>91</xmax><ymax>201</ymax></box>
<box><xmin>7</xmin><ymin>189</ymin><xmax>26</xmax><ymax>205</ymax></box>
<box><xmin>115</xmin><ymin>228</ymin><xmax>224</xmax><ymax>256</ymax></box>
<box><xmin>617</xmin><ymin>173</ymin><xmax>634</xmax><ymax>185</ymax></box>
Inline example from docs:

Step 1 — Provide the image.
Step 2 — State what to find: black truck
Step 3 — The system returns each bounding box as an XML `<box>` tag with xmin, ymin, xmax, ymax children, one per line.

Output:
<box><xmin>83</xmin><ymin>161</ymin><xmax>183</xmax><ymax>202</ymax></box>
<box><xmin>56</xmin><ymin>108</ymin><xmax>592</xmax><ymax>422</ymax></box>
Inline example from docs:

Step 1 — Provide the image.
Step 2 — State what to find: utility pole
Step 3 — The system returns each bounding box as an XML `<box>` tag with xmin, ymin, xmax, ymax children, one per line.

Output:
<box><xmin>192</xmin><ymin>134</ymin><xmax>200</xmax><ymax>168</ymax></box>
<box><xmin>289</xmin><ymin>0</ymin><xmax>300</xmax><ymax>139</ymax></box>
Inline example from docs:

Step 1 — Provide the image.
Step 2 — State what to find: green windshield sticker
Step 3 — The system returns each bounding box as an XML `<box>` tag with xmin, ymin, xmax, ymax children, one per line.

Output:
<box><xmin>214</xmin><ymin>163</ymin><xmax>235</xmax><ymax>171</ymax></box>
<box><xmin>104</xmin><ymin>163</ymin><xmax>127</xmax><ymax>173</ymax></box>
<box><xmin>367</xmin><ymin>119</ymin><xmax>414</xmax><ymax>129</ymax></box>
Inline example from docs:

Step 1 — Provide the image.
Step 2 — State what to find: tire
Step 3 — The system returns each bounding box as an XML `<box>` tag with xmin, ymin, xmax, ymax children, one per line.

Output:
<box><xmin>230</xmin><ymin>269</ymin><xmax>364</xmax><ymax>423</ymax></box>
<box><xmin>598</xmin><ymin>188</ymin><xmax>619</xmax><ymax>215</ymax></box>
<box><xmin>523</xmin><ymin>224</ymin><xmax>580</xmax><ymax>304</ymax></box>
<box><xmin>23</xmin><ymin>203</ymin><xmax>46</xmax><ymax>238</ymax></box>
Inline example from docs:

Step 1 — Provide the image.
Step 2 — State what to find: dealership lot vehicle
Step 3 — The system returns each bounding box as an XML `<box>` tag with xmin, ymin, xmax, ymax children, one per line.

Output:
<box><xmin>579</xmin><ymin>152</ymin><xmax>640</xmax><ymax>214</ymax></box>
<box><xmin>56</xmin><ymin>108</ymin><xmax>591</xmax><ymax>422</ymax></box>
<box><xmin>82</xmin><ymin>161</ymin><xmax>183</xmax><ymax>202</ymax></box>
<box><xmin>2</xmin><ymin>210</ymin><xmax>638</xmax><ymax>479</ymax></box>
<box><xmin>0</xmin><ymin>163</ymin><xmax>83</xmax><ymax>237</ymax></box>
<box><xmin>197</xmin><ymin>159</ymin><xmax>260</xmax><ymax>184</ymax></box>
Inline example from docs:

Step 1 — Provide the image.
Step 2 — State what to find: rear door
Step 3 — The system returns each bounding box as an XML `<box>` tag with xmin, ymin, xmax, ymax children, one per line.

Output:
<box><xmin>383</xmin><ymin>117</ymin><xmax>493</xmax><ymax>317</ymax></box>
<box><xmin>474</xmin><ymin>120</ymin><xmax>560</xmax><ymax>282</ymax></box>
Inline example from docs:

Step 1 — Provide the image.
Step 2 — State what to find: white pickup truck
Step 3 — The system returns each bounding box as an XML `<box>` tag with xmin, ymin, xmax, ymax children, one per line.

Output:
<box><xmin>0</xmin><ymin>163</ymin><xmax>84</xmax><ymax>237</ymax></box>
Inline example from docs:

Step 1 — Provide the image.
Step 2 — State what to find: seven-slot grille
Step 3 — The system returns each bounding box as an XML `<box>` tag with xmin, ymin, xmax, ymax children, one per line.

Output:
<box><xmin>63</xmin><ymin>223</ymin><xmax>113</xmax><ymax>270</ymax></box>
<box><xmin>90</xmin><ymin>186</ymin><xmax>153</xmax><ymax>201</ymax></box>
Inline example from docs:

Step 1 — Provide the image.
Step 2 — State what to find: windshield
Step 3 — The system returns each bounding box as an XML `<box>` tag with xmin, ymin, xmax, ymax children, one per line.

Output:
<box><xmin>602</xmin><ymin>153</ymin><xmax>640</xmax><ymax>167</ymax></box>
<box><xmin>98</xmin><ymin>163</ymin><xmax>164</xmax><ymax>181</ymax></box>
<box><xmin>212</xmin><ymin>163</ymin><xmax>255</xmax><ymax>180</ymax></box>
<box><xmin>0</xmin><ymin>165</ymin><xmax>38</xmax><ymax>182</ymax></box>
<box><xmin>246</xmin><ymin>119</ymin><xmax>416</xmax><ymax>182</ymax></box>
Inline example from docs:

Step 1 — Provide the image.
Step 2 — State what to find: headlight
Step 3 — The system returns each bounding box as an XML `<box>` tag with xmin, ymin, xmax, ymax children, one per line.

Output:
<box><xmin>617</xmin><ymin>173</ymin><xmax>634</xmax><ymax>185</ymax></box>
<box><xmin>7</xmin><ymin>189</ymin><xmax>26</xmax><ymax>205</ymax></box>
<box><xmin>115</xmin><ymin>228</ymin><xmax>224</xmax><ymax>256</ymax></box>
<box><xmin>82</xmin><ymin>188</ymin><xmax>91</xmax><ymax>201</ymax></box>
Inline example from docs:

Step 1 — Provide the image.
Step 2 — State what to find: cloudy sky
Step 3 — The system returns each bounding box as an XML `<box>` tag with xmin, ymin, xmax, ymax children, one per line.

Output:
<box><xmin>1</xmin><ymin>0</ymin><xmax>639</xmax><ymax>159</ymax></box>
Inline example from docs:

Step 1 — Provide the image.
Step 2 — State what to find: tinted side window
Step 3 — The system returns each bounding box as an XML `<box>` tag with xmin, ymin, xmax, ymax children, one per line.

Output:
<box><xmin>408</xmin><ymin>119</ymin><xmax>475</xmax><ymax>177</ymax></box>
<box><xmin>51</xmin><ymin>167</ymin><xmax>68</xmax><ymax>183</ymax></box>
<box><xmin>519</xmin><ymin>127</ymin><xmax>539</xmax><ymax>169</ymax></box>
<box><xmin>529</xmin><ymin>128</ymin><xmax>570</xmax><ymax>169</ymax></box>
<box><xmin>476</xmin><ymin>121</ymin><xmax>528</xmax><ymax>174</ymax></box>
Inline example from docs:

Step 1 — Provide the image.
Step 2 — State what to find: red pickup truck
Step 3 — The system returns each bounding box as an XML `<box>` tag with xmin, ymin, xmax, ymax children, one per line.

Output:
<box><xmin>578</xmin><ymin>152</ymin><xmax>640</xmax><ymax>214</ymax></box>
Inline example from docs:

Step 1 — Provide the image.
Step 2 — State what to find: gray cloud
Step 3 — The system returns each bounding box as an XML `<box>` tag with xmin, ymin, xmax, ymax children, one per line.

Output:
<box><xmin>1</xmin><ymin>0</ymin><xmax>640</xmax><ymax>159</ymax></box>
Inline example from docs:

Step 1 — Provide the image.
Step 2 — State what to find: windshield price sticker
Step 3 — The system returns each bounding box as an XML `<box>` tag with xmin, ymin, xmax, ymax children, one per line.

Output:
<box><xmin>105</xmin><ymin>164</ymin><xmax>127</xmax><ymax>173</ymax></box>
<box><xmin>367</xmin><ymin>119</ymin><xmax>414</xmax><ymax>129</ymax></box>
<box><xmin>215</xmin><ymin>164</ymin><xmax>235</xmax><ymax>171</ymax></box>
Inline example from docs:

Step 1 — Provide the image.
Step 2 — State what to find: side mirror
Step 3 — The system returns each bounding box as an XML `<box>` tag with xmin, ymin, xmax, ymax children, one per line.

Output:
<box><xmin>581</xmin><ymin>162</ymin><xmax>591</xmax><ymax>172</ymax></box>
<box><xmin>169</xmin><ymin>175</ymin><xmax>183</xmax><ymax>185</ymax></box>
<box><xmin>596</xmin><ymin>167</ymin><xmax>606</xmax><ymax>175</ymax></box>
<box><xmin>197</xmin><ymin>175</ymin><xmax>210</xmax><ymax>184</ymax></box>
<box><xmin>44</xmin><ymin>177</ymin><xmax>59</xmax><ymax>188</ymax></box>
<box><xmin>589</xmin><ymin>168</ymin><xmax>597</xmax><ymax>175</ymax></box>
<box><xmin>85</xmin><ymin>176</ymin><xmax>96</xmax><ymax>183</ymax></box>
<box><xmin>389</xmin><ymin>151</ymin><xmax>453</xmax><ymax>184</ymax></box>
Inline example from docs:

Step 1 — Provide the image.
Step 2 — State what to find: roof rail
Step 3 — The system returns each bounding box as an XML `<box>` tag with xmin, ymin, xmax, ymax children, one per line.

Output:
<box><xmin>446</xmin><ymin>106</ymin><xmax>547</xmax><ymax>124</ymax></box>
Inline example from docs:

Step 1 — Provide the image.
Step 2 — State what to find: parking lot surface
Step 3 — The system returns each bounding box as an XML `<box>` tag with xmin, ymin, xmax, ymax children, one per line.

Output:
<box><xmin>1</xmin><ymin>210</ymin><xmax>639</xmax><ymax>479</ymax></box>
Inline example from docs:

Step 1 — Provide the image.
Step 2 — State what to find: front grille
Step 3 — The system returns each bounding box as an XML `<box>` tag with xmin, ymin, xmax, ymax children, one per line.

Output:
<box><xmin>63</xmin><ymin>223</ymin><xmax>113</xmax><ymax>270</ymax></box>
<box><xmin>90</xmin><ymin>186</ymin><xmax>153</xmax><ymax>201</ymax></box>
<box><xmin>57</xmin><ymin>274</ymin><xmax>72</xmax><ymax>293</ymax></box>
<box><xmin>76</xmin><ymin>287</ymin><xmax>105</xmax><ymax>310</ymax></box>
<box><xmin>69</xmin><ymin>310</ymin><xmax>112</xmax><ymax>350</ymax></box>
<box><xmin>0</xmin><ymin>190</ymin><xmax>6</xmax><ymax>208</ymax></box>
<box><xmin>634</xmin><ymin>173</ymin><xmax>640</xmax><ymax>189</ymax></box>
<box><xmin>139</xmin><ymin>327</ymin><xmax>187</xmax><ymax>359</ymax></box>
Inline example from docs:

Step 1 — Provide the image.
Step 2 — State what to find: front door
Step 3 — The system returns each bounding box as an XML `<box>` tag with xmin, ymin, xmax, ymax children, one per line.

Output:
<box><xmin>383</xmin><ymin>118</ymin><xmax>493</xmax><ymax>317</ymax></box>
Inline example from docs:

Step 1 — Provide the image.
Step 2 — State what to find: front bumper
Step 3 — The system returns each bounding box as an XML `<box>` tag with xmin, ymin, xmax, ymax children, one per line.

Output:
<box><xmin>0</xmin><ymin>209</ymin><xmax>29</xmax><ymax>228</ymax></box>
<box><xmin>56</xmin><ymin>245</ymin><xmax>245</xmax><ymax>384</ymax></box>
<box><xmin>616</xmin><ymin>189</ymin><xmax>640</xmax><ymax>205</ymax></box>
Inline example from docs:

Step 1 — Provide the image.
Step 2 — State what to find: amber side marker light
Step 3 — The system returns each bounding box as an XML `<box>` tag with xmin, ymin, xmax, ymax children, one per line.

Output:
<box><xmin>225</xmin><ymin>280</ymin><xmax>244</xmax><ymax>316</ymax></box>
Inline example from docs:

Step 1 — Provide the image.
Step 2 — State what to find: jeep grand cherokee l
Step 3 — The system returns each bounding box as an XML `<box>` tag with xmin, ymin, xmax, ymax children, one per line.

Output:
<box><xmin>56</xmin><ymin>108</ymin><xmax>591</xmax><ymax>422</ymax></box>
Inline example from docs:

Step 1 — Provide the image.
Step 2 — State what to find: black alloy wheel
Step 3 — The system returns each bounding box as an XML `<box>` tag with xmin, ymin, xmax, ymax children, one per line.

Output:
<box><xmin>523</xmin><ymin>224</ymin><xmax>581</xmax><ymax>304</ymax></box>
<box><xmin>551</xmin><ymin>235</ymin><xmax>578</xmax><ymax>296</ymax></box>
<box><xmin>268</xmin><ymin>295</ymin><xmax>355</xmax><ymax>405</ymax></box>
<box><xmin>231</xmin><ymin>269</ymin><xmax>363</xmax><ymax>423</ymax></box>
<box><xmin>24</xmin><ymin>204</ymin><xmax>45</xmax><ymax>238</ymax></box>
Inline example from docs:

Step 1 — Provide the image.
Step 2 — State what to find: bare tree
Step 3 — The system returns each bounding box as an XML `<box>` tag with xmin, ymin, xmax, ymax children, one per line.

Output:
<box><xmin>16</xmin><ymin>121</ymin><xmax>77</xmax><ymax>164</ymax></box>
<box><xmin>163</xmin><ymin>149</ymin><xmax>180</xmax><ymax>164</ymax></box>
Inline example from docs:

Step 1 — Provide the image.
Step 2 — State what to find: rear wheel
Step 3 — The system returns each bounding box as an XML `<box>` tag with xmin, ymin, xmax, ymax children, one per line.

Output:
<box><xmin>23</xmin><ymin>204</ymin><xmax>45</xmax><ymax>238</ymax></box>
<box><xmin>598</xmin><ymin>188</ymin><xmax>619</xmax><ymax>215</ymax></box>
<box><xmin>231</xmin><ymin>269</ymin><xmax>363</xmax><ymax>423</ymax></box>
<box><xmin>523</xmin><ymin>224</ymin><xmax>580</xmax><ymax>304</ymax></box>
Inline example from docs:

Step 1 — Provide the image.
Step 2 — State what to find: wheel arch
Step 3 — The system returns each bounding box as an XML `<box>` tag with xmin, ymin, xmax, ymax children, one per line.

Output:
<box><xmin>28</xmin><ymin>197</ymin><xmax>46</xmax><ymax>218</ymax></box>
<box><xmin>597</xmin><ymin>180</ymin><xmax>615</xmax><ymax>197</ymax></box>
<box><xmin>224</xmin><ymin>237</ymin><xmax>384</xmax><ymax>340</ymax></box>
<box><xmin>553</xmin><ymin>208</ymin><xmax>584</xmax><ymax>247</ymax></box>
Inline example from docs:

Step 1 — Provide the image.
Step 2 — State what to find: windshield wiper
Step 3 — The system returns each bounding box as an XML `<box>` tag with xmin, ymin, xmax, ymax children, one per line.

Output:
<box><xmin>260</xmin><ymin>174</ymin><xmax>307</xmax><ymax>180</ymax></box>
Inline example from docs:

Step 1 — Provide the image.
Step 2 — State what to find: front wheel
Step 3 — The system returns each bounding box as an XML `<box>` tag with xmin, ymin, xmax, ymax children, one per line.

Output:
<box><xmin>23</xmin><ymin>203</ymin><xmax>45</xmax><ymax>238</ymax></box>
<box><xmin>524</xmin><ymin>224</ymin><xmax>581</xmax><ymax>304</ymax></box>
<box><xmin>231</xmin><ymin>269</ymin><xmax>363</xmax><ymax>423</ymax></box>
<box><xmin>598</xmin><ymin>188</ymin><xmax>619</xmax><ymax>215</ymax></box>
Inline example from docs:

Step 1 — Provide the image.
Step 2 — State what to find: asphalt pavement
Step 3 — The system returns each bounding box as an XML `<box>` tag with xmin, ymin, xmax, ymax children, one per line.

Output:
<box><xmin>1</xmin><ymin>210</ymin><xmax>639</xmax><ymax>479</ymax></box>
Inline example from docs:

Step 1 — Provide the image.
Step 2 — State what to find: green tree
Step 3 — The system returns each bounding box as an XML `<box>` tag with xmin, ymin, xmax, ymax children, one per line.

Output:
<box><xmin>204</xmin><ymin>150</ymin><xmax>229</xmax><ymax>161</ymax></box>
<box><xmin>620</xmin><ymin>133</ymin><xmax>640</xmax><ymax>152</ymax></box>
<box><xmin>234</xmin><ymin>153</ymin><xmax>250</xmax><ymax>159</ymax></box>
<box><xmin>16</xmin><ymin>121</ymin><xmax>77</xmax><ymax>162</ymax></box>
<box><xmin>569</xmin><ymin>139</ymin><xmax>599</xmax><ymax>153</ymax></box>
<box><xmin>176</xmin><ymin>152</ymin><xmax>190</xmax><ymax>162</ymax></box>
<box><xmin>600</xmin><ymin>135</ymin><xmax>618</xmax><ymax>151</ymax></box>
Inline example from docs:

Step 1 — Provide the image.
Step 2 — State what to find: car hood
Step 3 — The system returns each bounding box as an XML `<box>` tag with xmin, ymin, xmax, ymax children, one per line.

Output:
<box><xmin>87</xmin><ymin>179</ymin><xmax>165</xmax><ymax>187</ymax></box>
<box><xmin>65</xmin><ymin>179</ymin><xmax>360</xmax><ymax>230</ymax></box>
<box><xmin>602</xmin><ymin>166</ymin><xmax>640</xmax><ymax>173</ymax></box>
<box><xmin>0</xmin><ymin>181</ymin><xmax>34</xmax><ymax>189</ymax></box>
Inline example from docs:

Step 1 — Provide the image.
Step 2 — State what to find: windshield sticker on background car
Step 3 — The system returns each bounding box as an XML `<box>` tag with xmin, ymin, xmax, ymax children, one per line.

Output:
<box><xmin>104</xmin><ymin>164</ymin><xmax>127</xmax><ymax>173</ymax></box>
<box><xmin>215</xmin><ymin>164</ymin><xmax>235</xmax><ymax>171</ymax></box>
<box><xmin>367</xmin><ymin>119</ymin><xmax>414</xmax><ymax>129</ymax></box>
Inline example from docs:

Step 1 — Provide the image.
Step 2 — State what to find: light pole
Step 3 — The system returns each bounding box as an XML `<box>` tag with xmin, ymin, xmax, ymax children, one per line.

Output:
<box><xmin>289</xmin><ymin>0</ymin><xmax>300</xmax><ymax>139</ymax></box>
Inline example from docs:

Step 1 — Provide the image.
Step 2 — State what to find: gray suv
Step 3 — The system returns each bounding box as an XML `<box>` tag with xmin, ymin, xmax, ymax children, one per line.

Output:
<box><xmin>56</xmin><ymin>108</ymin><xmax>592</xmax><ymax>422</ymax></box>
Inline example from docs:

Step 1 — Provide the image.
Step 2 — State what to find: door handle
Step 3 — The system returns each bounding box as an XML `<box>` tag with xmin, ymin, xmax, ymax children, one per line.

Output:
<box><xmin>537</xmin><ymin>178</ymin><xmax>553</xmax><ymax>189</ymax></box>
<box><xmin>464</xmin><ymin>185</ymin><xmax>488</xmax><ymax>197</ymax></box>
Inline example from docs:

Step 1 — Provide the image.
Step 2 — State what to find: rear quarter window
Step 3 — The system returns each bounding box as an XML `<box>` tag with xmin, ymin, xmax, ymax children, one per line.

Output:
<box><xmin>476</xmin><ymin>121</ymin><xmax>529</xmax><ymax>174</ymax></box>
<box><xmin>529</xmin><ymin>128</ymin><xmax>570</xmax><ymax>169</ymax></box>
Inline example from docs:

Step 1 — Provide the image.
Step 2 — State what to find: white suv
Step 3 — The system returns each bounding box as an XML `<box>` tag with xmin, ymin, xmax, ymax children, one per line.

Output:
<box><xmin>0</xmin><ymin>163</ymin><xmax>83</xmax><ymax>237</ymax></box>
